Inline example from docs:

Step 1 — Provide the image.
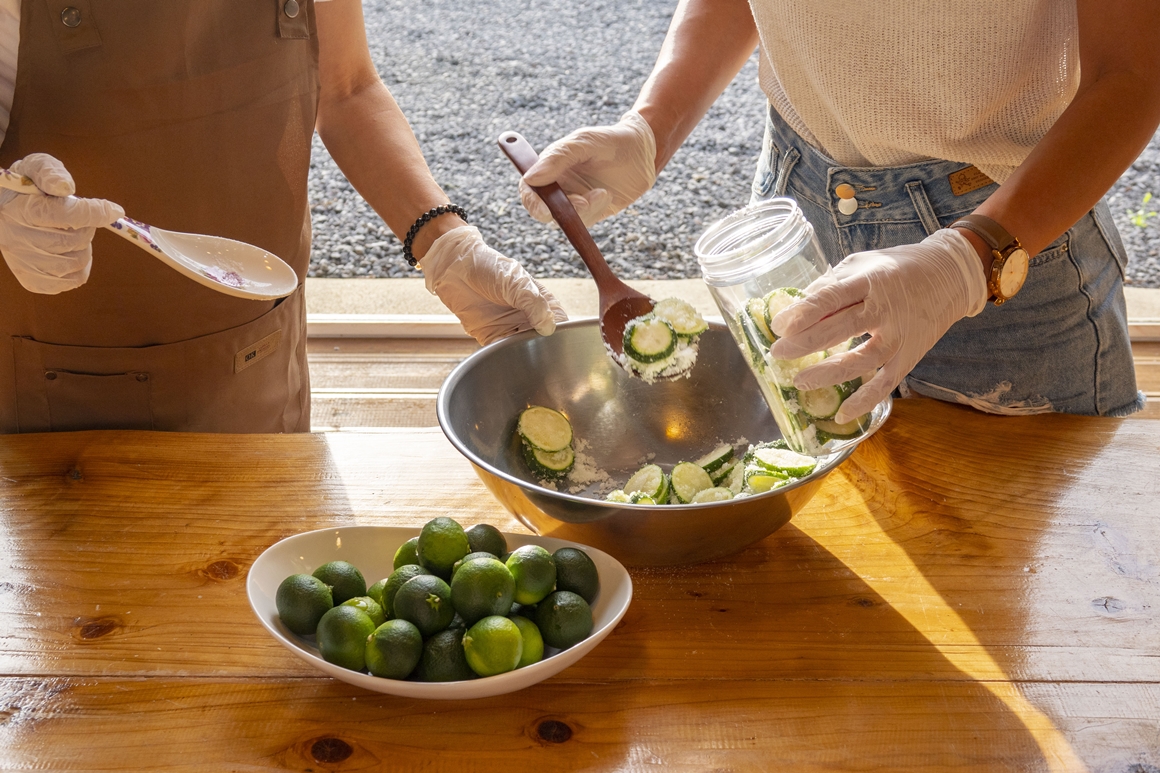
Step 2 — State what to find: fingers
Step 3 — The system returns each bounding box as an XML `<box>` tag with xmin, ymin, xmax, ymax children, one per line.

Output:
<box><xmin>833</xmin><ymin>368</ymin><xmax>894</xmax><ymax>424</ymax></box>
<box><xmin>768</xmin><ymin>301</ymin><xmax>868</xmax><ymax>360</ymax></box>
<box><xmin>522</xmin><ymin>129</ymin><xmax>600</xmax><ymax>187</ymax></box>
<box><xmin>11</xmin><ymin>153</ymin><xmax>76</xmax><ymax>197</ymax></box>
<box><xmin>768</xmin><ymin>268</ymin><xmax>871</xmax><ymax>340</ymax></box>
<box><xmin>519</xmin><ymin>180</ymin><xmax>610</xmax><ymax>227</ymax></box>
<box><xmin>793</xmin><ymin>335</ymin><xmax>894</xmax><ymax>390</ymax></box>
<box><xmin>19</xmin><ymin>195</ymin><xmax>124</xmax><ymax>230</ymax></box>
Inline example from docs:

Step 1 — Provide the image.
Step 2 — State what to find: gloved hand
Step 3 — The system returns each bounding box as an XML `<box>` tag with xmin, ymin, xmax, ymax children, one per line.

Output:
<box><xmin>421</xmin><ymin>225</ymin><xmax>568</xmax><ymax>346</ymax></box>
<box><xmin>520</xmin><ymin>110</ymin><xmax>657</xmax><ymax>227</ymax></box>
<box><xmin>767</xmin><ymin>228</ymin><xmax>989</xmax><ymax>423</ymax></box>
<box><xmin>0</xmin><ymin>153</ymin><xmax>124</xmax><ymax>294</ymax></box>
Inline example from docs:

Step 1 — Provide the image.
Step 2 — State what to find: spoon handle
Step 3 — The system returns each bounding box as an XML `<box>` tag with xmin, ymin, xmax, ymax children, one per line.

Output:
<box><xmin>497</xmin><ymin>132</ymin><xmax>620</xmax><ymax>288</ymax></box>
<box><xmin>0</xmin><ymin>168</ymin><xmax>39</xmax><ymax>195</ymax></box>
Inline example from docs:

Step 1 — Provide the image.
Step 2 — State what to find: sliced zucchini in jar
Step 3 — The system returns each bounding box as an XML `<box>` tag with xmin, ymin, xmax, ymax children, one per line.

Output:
<box><xmin>743</xmin><ymin>466</ymin><xmax>790</xmax><ymax>494</ymax></box>
<box><xmin>517</xmin><ymin>406</ymin><xmax>573</xmax><ymax>453</ymax></box>
<box><xmin>748</xmin><ymin>447</ymin><xmax>817</xmax><ymax>477</ymax></box>
<box><xmin>814</xmin><ymin>413</ymin><xmax>871</xmax><ymax>441</ymax></box>
<box><xmin>522</xmin><ymin>443</ymin><xmax>575</xmax><ymax>479</ymax></box>
<box><xmin>744</xmin><ymin>297</ymin><xmax>775</xmax><ymax>346</ymax></box>
<box><xmin>670</xmin><ymin>461</ymin><xmax>714</xmax><ymax>504</ymax></box>
<box><xmin>652</xmin><ymin>297</ymin><xmax>708</xmax><ymax>339</ymax></box>
<box><xmin>798</xmin><ymin>385</ymin><xmax>843</xmax><ymax>420</ymax></box>
<box><xmin>736</xmin><ymin>310</ymin><xmax>767</xmax><ymax>369</ymax></box>
<box><xmin>762</xmin><ymin>287</ymin><xmax>805</xmax><ymax>338</ymax></box>
<box><xmin>694</xmin><ymin>443</ymin><xmax>735</xmax><ymax>474</ymax></box>
<box><xmin>623</xmin><ymin>316</ymin><xmax>677</xmax><ymax>364</ymax></box>
<box><xmin>629</xmin><ymin>492</ymin><xmax>657</xmax><ymax>505</ymax></box>
<box><xmin>624</xmin><ymin>463</ymin><xmax>669</xmax><ymax>501</ymax></box>
<box><xmin>690</xmin><ymin>487</ymin><xmax>734</xmax><ymax>504</ymax></box>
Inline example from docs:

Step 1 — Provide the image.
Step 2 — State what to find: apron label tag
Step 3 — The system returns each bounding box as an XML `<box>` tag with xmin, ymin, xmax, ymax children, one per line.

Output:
<box><xmin>235</xmin><ymin>330</ymin><xmax>282</xmax><ymax>374</ymax></box>
<box><xmin>948</xmin><ymin>166</ymin><xmax>994</xmax><ymax>196</ymax></box>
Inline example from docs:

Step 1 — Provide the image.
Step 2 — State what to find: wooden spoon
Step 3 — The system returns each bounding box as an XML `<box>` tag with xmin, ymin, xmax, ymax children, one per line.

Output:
<box><xmin>498</xmin><ymin>131</ymin><xmax>653</xmax><ymax>357</ymax></box>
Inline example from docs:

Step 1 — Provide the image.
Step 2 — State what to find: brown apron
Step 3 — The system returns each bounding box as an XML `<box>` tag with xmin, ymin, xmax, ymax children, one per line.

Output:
<box><xmin>0</xmin><ymin>0</ymin><xmax>319</xmax><ymax>433</ymax></box>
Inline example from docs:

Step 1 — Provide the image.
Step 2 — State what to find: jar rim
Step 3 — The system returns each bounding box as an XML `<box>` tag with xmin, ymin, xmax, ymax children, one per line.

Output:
<box><xmin>695</xmin><ymin>198</ymin><xmax>813</xmax><ymax>284</ymax></box>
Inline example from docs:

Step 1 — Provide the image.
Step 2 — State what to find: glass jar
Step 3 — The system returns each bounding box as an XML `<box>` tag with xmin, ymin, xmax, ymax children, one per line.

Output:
<box><xmin>694</xmin><ymin>197</ymin><xmax>889</xmax><ymax>456</ymax></box>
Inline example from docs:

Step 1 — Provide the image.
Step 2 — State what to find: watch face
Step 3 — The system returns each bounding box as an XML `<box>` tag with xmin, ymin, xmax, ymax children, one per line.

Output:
<box><xmin>998</xmin><ymin>248</ymin><xmax>1030</xmax><ymax>298</ymax></box>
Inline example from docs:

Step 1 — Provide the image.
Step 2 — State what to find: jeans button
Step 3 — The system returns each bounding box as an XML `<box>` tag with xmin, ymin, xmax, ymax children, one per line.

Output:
<box><xmin>835</xmin><ymin>183</ymin><xmax>858</xmax><ymax>215</ymax></box>
<box><xmin>60</xmin><ymin>6</ymin><xmax>82</xmax><ymax>27</ymax></box>
<box><xmin>283</xmin><ymin>0</ymin><xmax>300</xmax><ymax>18</ymax></box>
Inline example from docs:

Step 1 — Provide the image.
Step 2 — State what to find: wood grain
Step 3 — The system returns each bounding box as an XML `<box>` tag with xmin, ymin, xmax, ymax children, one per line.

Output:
<box><xmin>1</xmin><ymin>398</ymin><xmax>1158</xmax><ymax>770</ymax></box>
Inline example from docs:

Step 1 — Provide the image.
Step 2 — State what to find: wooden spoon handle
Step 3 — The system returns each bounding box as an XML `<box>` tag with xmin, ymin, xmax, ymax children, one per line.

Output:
<box><xmin>497</xmin><ymin>132</ymin><xmax>618</xmax><ymax>286</ymax></box>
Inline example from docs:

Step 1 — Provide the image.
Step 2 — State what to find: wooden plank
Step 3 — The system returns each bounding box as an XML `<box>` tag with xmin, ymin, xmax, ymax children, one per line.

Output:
<box><xmin>1</xmin><ymin>404</ymin><xmax>1158</xmax><ymax>686</ymax></box>
<box><xmin>1</xmin><ymin>677</ymin><xmax>1156</xmax><ymax>771</ymax></box>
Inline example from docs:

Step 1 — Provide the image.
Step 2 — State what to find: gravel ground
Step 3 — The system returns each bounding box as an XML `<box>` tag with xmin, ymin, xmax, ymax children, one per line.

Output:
<box><xmin>308</xmin><ymin>0</ymin><xmax>1160</xmax><ymax>288</ymax></box>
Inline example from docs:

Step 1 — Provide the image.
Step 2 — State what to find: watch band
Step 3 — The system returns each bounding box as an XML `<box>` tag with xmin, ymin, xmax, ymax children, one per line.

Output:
<box><xmin>949</xmin><ymin>214</ymin><xmax>1016</xmax><ymax>252</ymax></box>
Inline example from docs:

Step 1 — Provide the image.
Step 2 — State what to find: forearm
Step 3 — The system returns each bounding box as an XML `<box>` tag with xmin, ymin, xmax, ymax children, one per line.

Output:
<box><xmin>632</xmin><ymin>0</ymin><xmax>759</xmax><ymax>171</ymax></box>
<box><xmin>975</xmin><ymin>75</ymin><xmax>1160</xmax><ymax>258</ymax></box>
<box><xmin>317</xmin><ymin>85</ymin><xmax>464</xmax><ymax>260</ymax></box>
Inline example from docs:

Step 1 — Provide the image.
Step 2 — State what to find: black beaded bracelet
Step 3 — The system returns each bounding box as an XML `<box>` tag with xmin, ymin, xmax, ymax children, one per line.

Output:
<box><xmin>402</xmin><ymin>204</ymin><xmax>469</xmax><ymax>267</ymax></box>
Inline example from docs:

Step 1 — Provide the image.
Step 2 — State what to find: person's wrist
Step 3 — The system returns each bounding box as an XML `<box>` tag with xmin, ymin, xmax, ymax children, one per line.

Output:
<box><xmin>410</xmin><ymin>213</ymin><xmax>468</xmax><ymax>265</ymax></box>
<box><xmin>951</xmin><ymin>225</ymin><xmax>995</xmax><ymax>280</ymax></box>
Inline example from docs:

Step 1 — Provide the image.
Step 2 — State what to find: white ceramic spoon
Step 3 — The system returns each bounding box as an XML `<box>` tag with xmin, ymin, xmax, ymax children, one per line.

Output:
<box><xmin>0</xmin><ymin>168</ymin><xmax>298</xmax><ymax>300</ymax></box>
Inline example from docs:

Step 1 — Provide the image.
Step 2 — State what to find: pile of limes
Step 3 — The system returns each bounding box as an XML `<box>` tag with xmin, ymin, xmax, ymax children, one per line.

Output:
<box><xmin>274</xmin><ymin>517</ymin><xmax>600</xmax><ymax>681</ymax></box>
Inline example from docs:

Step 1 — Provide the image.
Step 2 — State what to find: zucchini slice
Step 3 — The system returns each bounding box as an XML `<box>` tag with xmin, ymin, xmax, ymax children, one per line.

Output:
<box><xmin>744</xmin><ymin>467</ymin><xmax>790</xmax><ymax>494</ymax></box>
<box><xmin>694</xmin><ymin>443</ymin><xmax>735</xmax><ymax>474</ymax></box>
<box><xmin>690</xmin><ymin>487</ymin><xmax>734</xmax><ymax>504</ymax></box>
<box><xmin>814</xmin><ymin>413</ymin><xmax>871</xmax><ymax>441</ymax></box>
<box><xmin>725</xmin><ymin>461</ymin><xmax>747</xmax><ymax>494</ymax></box>
<box><xmin>670</xmin><ymin>461</ymin><xmax>714</xmax><ymax>504</ymax></box>
<box><xmin>798</xmin><ymin>385</ymin><xmax>843</xmax><ymax>420</ymax></box>
<box><xmin>624</xmin><ymin>463</ymin><xmax>669</xmax><ymax>501</ymax></box>
<box><xmin>710</xmin><ymin>461</ymin><xmax>736</xmax><ymax>486</ymax></box>
<box><xmin>623</xmin><ymin>317</ymin><xmax>677</xmax><ymax>364</ymax></box>
<box><xmin>604</xmin><ymin>490</ymin><xmax>631</xmax><ymax>503</ymax></box>
<box><xmin>522</xmin><ymin>443</ymin><xmax>575</xmax><ymax>479</ymax></box>
<box><xmin>517</xmin><ymin>406</ymin><xmax>573</xmax><ymax>453</ymax></box>
<box><xmin>744</xmin><ymin>297</ymin><xmax>775</xmax><ymax>347</ymax></box>
<box><xmin>762</xmin><ymin>287</ymin><xmax>804</xmax><ymax>339</ymax></box>
<box><xmin>652</xmin><ymin>297</ymin><xmax>708</xmax><ymax>339</ymax></box>
<box><xmin>748</xmin><ymin>447</ymin><xmax>817</xmax><ymax>477</ymax></box>
<box><xmin>629</xmin><ymin>492</ymin><xmax>657</xmax><ymax>505</ymax></box>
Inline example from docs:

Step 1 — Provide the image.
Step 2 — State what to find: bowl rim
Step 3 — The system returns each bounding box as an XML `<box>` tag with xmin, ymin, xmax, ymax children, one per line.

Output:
<box><xmin>436</xmin><ymin>318</ymin><xmax>860</xmax><ymax>510</ymax></box>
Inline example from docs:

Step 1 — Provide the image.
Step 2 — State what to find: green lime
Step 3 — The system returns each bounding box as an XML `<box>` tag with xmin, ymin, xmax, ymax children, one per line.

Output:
<box><xmin>316</xmin><ymin>605</ymin><xmax>376</xmax><ymax>671</ymax></box>
<box><xmin>452</xmin><ymin>551</ymin><xmax>499</xmax><ymax>578</ymax></box>
<box><xmin>393</xmin><ymin>536</ymin><xmax>420</xmax><ymax>570</ymax></box>
<box><xmin>464</xmin><ymin>523</ymin><xmax>508</xmax><ymax>557</ymax></box>
<box><xmin>417</xmin><ymin>517</ymin><xmax>471</xmax><ymax>579</ymax></box>
<box><xmin>552</xmin><ymin>547</ymin><xmax>600</xmax><ymax>603</ymax></box>
<box><xmin>382</xmin><ymin>564</ymin><xmax>429</xmax><ymax>617</ymax></box>
<box><xmin>312</xmin><ymin>560</ymin><xmax>366</xmax><ymax>605</ymax></box>
<box><xmin>510</xmin><ymin>601</ymin><xmax>537</xmax><ymax>618</ymax></box>
<box><xmin>392</xmin><ymin>574</ymin><xmax>454</xmax><ymax>638</ymax></box>
<box><xmin>450</xmin><ymin>557</ymin><xmax>515</xmax><ymax>625</ymax></box>
<box><xmin>509</xmin><ymin>615</ymin><xmax>544</xmax><ymax>668</ymax></box>
<box><xmin>366</xmin><ymin>577</ymin><xmax>388</xmax><ymax>608</ymax></box>
<box><xmin>535</xmin><ymin>591</ymin><xmax>593</xmax><ymax>649</ymax></box>
<box><xmin>505</xmin><ymin>544</ymin><xmax>557</xmax><ymax>605</ymax></box>
<box><xmin>415</xmin><ymin>628</ymin><xmax>476</xmax><ymax>682</ymax></box>
<box><xmin>341</xmin><ymin>596</ymin><xmax>385</xmax><ymax>628</ymax></box>
<box><xmin>365</xmin><ymin>619</ymin><xmax>423</xmax><ymax>680</ymax></box>
<box><xmin>462</xmin><ymin>615</ymin><xmax>523</xmax><ymax>677</ymax></box>
<box><xmin>275</xmin><ymin>573</ymin><xmax>333</xmax><ymax>636</ymax></box>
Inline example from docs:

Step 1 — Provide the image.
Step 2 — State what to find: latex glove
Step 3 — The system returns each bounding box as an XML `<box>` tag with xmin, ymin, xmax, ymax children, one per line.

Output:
<box><xmin>520</xmin><ymin>110</ymin><xmax>657</xmax><ymax>227</ymax></box>
<box><xmin>421</xmin><ymin>225</ymin><xmax>567</xmax><ymax>346</ymax></box>
<box><xmin>768</xmin><ymin>228</ymin><xmax>989</xmax><ymax>423</ymax></box>
<box><xmin>0</xmin><ymin>153</ymin><xmax>124</xmax><ymax>294</ymax></box>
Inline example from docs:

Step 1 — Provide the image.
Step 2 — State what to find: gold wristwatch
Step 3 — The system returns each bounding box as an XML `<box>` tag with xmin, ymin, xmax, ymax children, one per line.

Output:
<box><xmin>949</xmin><ymin>214</ymin><xmax>1029</xmax><ymax>306</ymax></box>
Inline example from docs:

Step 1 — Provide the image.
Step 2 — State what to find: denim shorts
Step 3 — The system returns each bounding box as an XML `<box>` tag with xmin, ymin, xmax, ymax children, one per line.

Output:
<box><xmin>750</xmin><ymin>104</ymin><xmax>1143</xmax><ymax>417</ymax></box>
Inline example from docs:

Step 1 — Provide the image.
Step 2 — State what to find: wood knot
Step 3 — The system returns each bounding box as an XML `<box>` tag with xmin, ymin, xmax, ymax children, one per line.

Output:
<box><xmin>536</xmin><ymin>719</ymin><xmax>573</xmax><ymax>744</ymax></box>
<box><xmin>73</xmin><ymin>616</ymin><xmax>120</xmax><ymax>641</ymax></box>
<box><xmin>202</xmin><ymin>560</ymin><xmax>240</xmax><ymax>581</ymax></box>
<box><xmin>851</xmin><ymin>597</ymin><xmax>876</xmax><ymax>608</ymax></box>
<box><xmin>686</xmin><ymin>590</ymin><xmax>703</xmax><ymax>598</ymax></box>
<box><xmin>309</xmin><ymin>737</ymin><xmax>353</xmax><ymax>764</ymax></box>
<box><xmin>66</xmin><ymin>468</ymin><xmax>83</xmax><ymax>482</ymax></box>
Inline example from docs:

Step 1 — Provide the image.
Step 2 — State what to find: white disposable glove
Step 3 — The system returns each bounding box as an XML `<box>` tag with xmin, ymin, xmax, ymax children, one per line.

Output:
<box><xmin>520</xmin><ymin>110</ymin><xmax>657</xmax><ymax>227</ymax></box>
<box><xmin>768</xmin><ymin>228</ymin><xmax>989</xmax><ymax>423</ymax></box>
<box><xmin>421</xmin><ymin>225</ymin><xmax>567</xmax><ymax>346</ymax></box>
<box><xmin>0</xmin><ymin>153</ymin><xmax>124</xmax><ymax>294</ymax></box>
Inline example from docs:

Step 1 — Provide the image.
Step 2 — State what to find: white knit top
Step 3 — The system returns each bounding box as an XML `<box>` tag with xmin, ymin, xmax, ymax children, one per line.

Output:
<box><xmin>748</xmin><ymin>0</ymin><xmax>1079</xmax><ymax>183</ymax></box>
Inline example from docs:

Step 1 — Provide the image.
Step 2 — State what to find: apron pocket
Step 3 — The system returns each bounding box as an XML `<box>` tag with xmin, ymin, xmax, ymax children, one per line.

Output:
<box><xmin>44</xmin><ymin>370</ymin><xmax>153</xmax><ymax>432</ymax></box>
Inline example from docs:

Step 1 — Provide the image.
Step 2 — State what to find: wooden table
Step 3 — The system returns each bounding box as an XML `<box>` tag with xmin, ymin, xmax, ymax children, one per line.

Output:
<box><xmin>1</xmin><ymin>398</ymin><xmax>1157</xmax><ymax>771</ymax></box>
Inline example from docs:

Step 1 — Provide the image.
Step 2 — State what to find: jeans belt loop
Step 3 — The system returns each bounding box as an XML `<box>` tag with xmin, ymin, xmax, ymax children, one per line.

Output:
<box><xmin>773</xmin><ymin>148</ymin><xmax>800</xmax><ymax>198</ymax></box>
<box><xmin>905</xmin><ymin>180</ymin><xmax>942</xmax><ymax>236</ymax></box>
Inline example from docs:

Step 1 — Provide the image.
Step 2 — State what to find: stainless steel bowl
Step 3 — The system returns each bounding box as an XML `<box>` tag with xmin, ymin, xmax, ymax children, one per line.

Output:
<box><xmin>437</xmin><ymin>319</ymin><xmax>856</xmax><ymax>566</ymax></box>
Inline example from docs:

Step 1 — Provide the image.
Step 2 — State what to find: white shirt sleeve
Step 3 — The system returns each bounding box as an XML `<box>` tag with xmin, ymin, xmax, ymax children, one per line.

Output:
<box><xmin>0</xmin><ymin>0</ymin><xmax>19</xmax><ymax>147</ymax></box>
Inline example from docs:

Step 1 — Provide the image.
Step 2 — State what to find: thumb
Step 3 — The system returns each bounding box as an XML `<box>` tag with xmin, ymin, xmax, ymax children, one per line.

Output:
<box><xmin>12</xmin><ymin>154</ymin><xmax>76</xmax><ymax>197</ymax></box>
